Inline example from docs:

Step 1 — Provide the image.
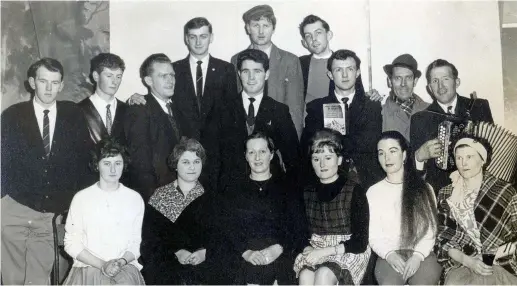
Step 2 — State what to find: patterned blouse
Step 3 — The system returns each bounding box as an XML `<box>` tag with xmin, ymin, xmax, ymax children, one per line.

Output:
<box><xmin>148</xmin><ymin>180</ymin><xmax>204</xmax><ymax>223</ymax></box>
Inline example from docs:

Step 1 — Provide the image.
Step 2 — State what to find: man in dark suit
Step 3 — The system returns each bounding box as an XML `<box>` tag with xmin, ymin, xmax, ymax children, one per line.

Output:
<box><xmin>298</xmin><ymin>15</ymin><xmax>334</xmax><ymax>106</ymax></box>
<box><xmin>124</xmin><ymin>54</ymin><xmax>184</xmax><ymax>201</ymax></box>
<box><xmin>78</xmin><ymin>53</ymin><xmax>127</xmax><ymax>145</ymax></box>
<box><xmin>218</xmin><ymin>49</ymin><xmax>300</xmax><ymax>192</ymax></box>
<box><xmin>231</xmin><ymin>5</ymin><xmax>305</xmax><ymax>138</ymax></box>
<box><xmin>301</xmin><ymin>49</ymin><xmax>383</xmax><ymax>189</ymax></box>
<box><xmin>1</xmin><ymin>58</ymin><xmax>94</xmax><ymax>285</ymax></box>
<box><xmin>410</xmin><ymin>59</ymin><xmax>493</xmax><ymax>193</ymax></box>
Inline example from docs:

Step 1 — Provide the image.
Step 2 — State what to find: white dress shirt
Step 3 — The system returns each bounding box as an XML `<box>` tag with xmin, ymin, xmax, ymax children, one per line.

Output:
<box><xmin>33</xmin><ymin>98</ymin><xmax>57</xmax><ymax>150</ymax></box>
<box><xmin>242</xmin><ymin>91</ymin><xmax>264</xmax><ymax>117</ymax></box>
<box><xmin>437</xmin><ymin>95</ymin><xmax>458</xmax><ymax>114</ymax></box>
<box><xmin>367</xmin><ymin>179</ymin><xmax>436</xmax><ymax>261</ymax></box>
<box><xmin>189</xmin><ymin>54</ymin><xmax>210</xmax><ymax>96</ymax></box>
<box><xmin>152</xmin><ymin>93</ymin><xmax>170</xmax><ymax>114</ymax></box>
<box><xmin>334</xmin><ymin>90</ymin><xmax>355</xmax><ymax>106</ymax></box>
<box><xmin>64</xmin><ymin>183</ymin><xmax>145</xmax><ymax>270</ymax></box>
<box><xmin>89</xmin><ymin>93</ymin><xmax>117</xmax><ymax>128</ymax></box>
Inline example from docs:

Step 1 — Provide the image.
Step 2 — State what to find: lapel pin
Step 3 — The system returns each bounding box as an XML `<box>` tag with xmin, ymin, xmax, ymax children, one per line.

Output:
<box><xmin>212</xmin><ymin>68</ymin><xmax>215</xmax><ymax>71</ymax></box>
<box><xmin>267</xmin><ymin>120</ymin><xmax>272</xmax><ymax>125</ymax></box>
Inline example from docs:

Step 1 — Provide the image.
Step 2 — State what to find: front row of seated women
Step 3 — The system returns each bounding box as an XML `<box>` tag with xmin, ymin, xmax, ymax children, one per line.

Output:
<box><xmin>62</xmin><ymin>129</ymin><xmax>517</xmax><ymax>285</ymax></box>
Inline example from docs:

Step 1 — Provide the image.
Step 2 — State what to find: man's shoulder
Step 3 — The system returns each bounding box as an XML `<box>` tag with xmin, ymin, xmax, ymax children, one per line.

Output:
<box><xmin>276</xmin><ymin>46</ymin><xmax>299</xmax><ymax>62</ymax></box>
<box><xmin>299</xmin><ymin>54</ymin><xmax>312</xmax><ymax>61</ymax></box>
<box><xmin>307</xmin><ymin>96</ymin><xmax>331</xmax><ymax>108</ymax></box>
<box><xmin>2</xmin><ymin>100</ymin><xmax>31</xmax><ymax>117</ymax></box>
<box><xmin>264</xmin><ymin>95</ymin><xmax>289</xmax><ymax>111</ymax></box>
<box><xmin>209</xmin><ymin>56</ymin><xmax>233</xmax><ymax>67</ymax></box>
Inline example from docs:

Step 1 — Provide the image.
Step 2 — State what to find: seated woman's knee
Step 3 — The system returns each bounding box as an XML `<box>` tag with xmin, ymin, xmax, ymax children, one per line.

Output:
<box><xmin>314</xmin><ymin>266</ymin><xmax>337</xmax><ymax>284</ymax></box>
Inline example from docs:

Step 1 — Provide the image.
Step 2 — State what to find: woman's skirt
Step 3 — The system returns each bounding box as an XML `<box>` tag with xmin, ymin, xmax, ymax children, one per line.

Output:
<box><xmin>293</xmin><ymin>233</ymin><xmax>371</xmax><ymax>285</ymax></box>
<box><xmin>63</xmin><ymin>265</ymin><xmax>145</xmax><ymax>285</ymax></box>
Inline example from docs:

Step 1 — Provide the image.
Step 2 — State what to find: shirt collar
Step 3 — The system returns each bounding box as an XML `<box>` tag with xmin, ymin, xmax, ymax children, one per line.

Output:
<box><xmin>91</xmin><ymin>92</ymin><xmax>117</xmax><ymax>106</ymax></box>
<box><xmin>313</xmin><ymin>49</ymin><xmax>333</xmax><ymax>59</ymax></box>
<box><xmin>437</xmin><ymin>94</ymin><xmax>458</xmax><ymax>113</ymax></box>
<box><xmin>242</xmin><ymin>90</ymin><xmax>264</xmax><ymax>103</ymax></box>
<box><xmin>33</xmin><ymin>97</ymin><xmax>57</xmax><ymax>114</ymax></box>
<box><xmin>189</xmin><ymin>53</ymin><xmax>210</xmax><ymax>66</ymax></box>
<box><xmin>249</xmin><ymin>43</ymin><xmax>273</xmax><ymax>58</ymax></box>
<box><xmin>151</xmin><ymin>92</ymin><xmax>170</xmax><ymax>112</ymax></box>
<box><xmin>334</xmin><ymin>90</ymin><xmax>355</xmax><ymax>105</ymax></box>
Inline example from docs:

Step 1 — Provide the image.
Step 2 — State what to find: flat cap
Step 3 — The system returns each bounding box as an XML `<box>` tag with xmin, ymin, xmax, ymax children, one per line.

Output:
<box><xmin>242</xmin><ymin>4</ymin><xmax>275</xmax><ymax>23</ymax></box>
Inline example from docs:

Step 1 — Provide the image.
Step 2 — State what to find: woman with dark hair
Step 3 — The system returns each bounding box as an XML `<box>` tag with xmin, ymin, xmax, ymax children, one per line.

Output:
<box><xmin>367</xmin><ymin>131</ymin><xmax>441</xmax><ymax>285</ymax></box>
<box><xmin>140</xmin><ymin>137</ymin><xmax>217</xmax><ymax>284</ymax></box>
<box><xmin>435</xmin><ymin>135</ymin><xmax>517</xmax><ymax>285</ymax></box>
<box><xmin>63</xmin><ymin>138</ymin><xmax>145</xmax><ymax>285</ymax></box>
<box><xmin>216</xmin><ymin>131</ymin><xmax>303</xmax><ymax>284</ymax></box>
<box><xmin>294</xmin><ymin>128</ymin><xmax>370</xmax><ymax>285</ymax></box>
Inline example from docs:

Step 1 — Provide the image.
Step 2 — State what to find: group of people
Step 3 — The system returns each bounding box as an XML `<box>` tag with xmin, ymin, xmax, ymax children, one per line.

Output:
<box><xmin>2</xmin><ymin>3</ymin><xmax>516</xmax><ymax>286</ymax></box>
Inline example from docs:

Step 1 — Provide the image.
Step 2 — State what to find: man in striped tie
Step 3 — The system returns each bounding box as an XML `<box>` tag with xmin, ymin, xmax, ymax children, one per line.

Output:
<box><xmin>1</xmin><ymin>58</ymin><xmax>94</xmax><ymax>284</ymax></box>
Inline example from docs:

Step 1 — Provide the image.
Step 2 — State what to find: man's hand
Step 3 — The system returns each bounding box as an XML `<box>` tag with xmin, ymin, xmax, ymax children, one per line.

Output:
<box><xmin>186</xmin><ymin>249</ymin><xmax>206</xmax><ymax>265</ymax></box>
<box><xmin>402</xmin><ymin>255</ymin><xmax>422</xmax><ymax>280</ymax></box>
<box><xmin>175</xmin><ymin>249</ymin><xmax>193</xmax><ymax>265</ymax></box>
<box><xmin>127</xmin><ymin>93</ymin><xmax>147</xmax><ymax>105</ymax></box>
<box><xmin>463</xmin><ymin>256</ymin><xmax>493</xmax><ymax>276</ymax></box>
<box><xmin>365</xmin><ymin>89</ymin><xmax>385</xmax><ymax>102</ymax></box>
<box><xmin>242</xmin><ymin>250</ymin><xmax>268</xmax><ymax>266</ymax></box>
<box><xmin>386</xmin><ymin>252</ymin><xmax>406</xmax><ymax>275</ymax></box>
<box><xmin>416</xmin><ymin>138</ymin><xmax>443</xmax><ymax>162</ymax></box>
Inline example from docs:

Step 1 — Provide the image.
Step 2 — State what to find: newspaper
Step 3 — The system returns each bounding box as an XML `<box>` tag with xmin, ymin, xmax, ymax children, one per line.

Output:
<box><xmin>323</xmin><ymin>103</ymin><xmax>347</xmax><ymax>135</ymax></box>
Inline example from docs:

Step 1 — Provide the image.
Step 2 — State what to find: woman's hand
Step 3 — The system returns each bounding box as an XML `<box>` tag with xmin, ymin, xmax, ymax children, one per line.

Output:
<box><xmin>304</xmin><ymin>247</ymin><xmax>334</xmax><ymax>265</ymax></box>
<box><xmin>402</xmin><ymin>255</ymin><xmax>421</xmax><ymax>280</ymax></box>
<box><xmin>303</xmin><ymin>246</ymin><xmax>314</xmax><ymax>255</ymax></box>
<box><xmin>261</xmin><ymin>244</ymin><xmax>283</xmax><ymax>264</ymax></box>
<box><xmin>101</xmin><ymin>259</ymin><xmax>122</xmax><ymax>277</ymax></box>
<box><xmin>175</xmin><ymin>249</ymin><xmax>193</xmax><ymax>265</ymax></box>
<box><xmin>463</xmin><ymin>255</ymin><xmax>493</xmax><ymax>276</ymax></box>
<box><xmin>386</xmin><ymin>252</ymin><xmax>406</xmax><ymax>275</ymax></box>
<box><xmin>242</xmin><ymin>250</ymin><xmax>268</xmax><ymax>265</ymax></box>
<box><xmin>186</xmin><ymin>249</ymin><xmax>206</xmax><ymax>265</ymax></box>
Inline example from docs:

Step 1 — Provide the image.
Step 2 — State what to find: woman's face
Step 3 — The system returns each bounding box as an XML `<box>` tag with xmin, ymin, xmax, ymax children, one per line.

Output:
<box><xmin>377</xmin><ymin>138</ymin><xmax>406</xmax><ymax>175</ymax></box>
<box><xmin>455</xmin><ymin>146</ymin><xmax>484</xmax><ymax>179</ymax></box>
<box><xmin>177</xmin><ymin>151</ymin><xmax>203</xmax><ymax>184</ymax></box>
<box><xmin>311</xmin><ymin>146</ymin><xmax>342</xmax><ymax>182</ymax></box>
<box><xmin>245</xmin><ymin>138</ymin><xmax>273</xmax><ymax>176</ymax></box>
<box><xmin>98</xmin><ymin>154</ymin><xmax>124</xmax><ymax>184</ymax></box>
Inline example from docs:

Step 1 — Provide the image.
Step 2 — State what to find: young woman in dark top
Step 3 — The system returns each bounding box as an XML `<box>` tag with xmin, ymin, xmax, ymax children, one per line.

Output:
<box><xmin>216</xmin><ymin>131</ymin><xmax>304</xmax><ymax>285</ymax></box>
<box><xmin>294</xmin><ymin>128</ymin><xmax>371</xmax><ymax>285</ymax></box>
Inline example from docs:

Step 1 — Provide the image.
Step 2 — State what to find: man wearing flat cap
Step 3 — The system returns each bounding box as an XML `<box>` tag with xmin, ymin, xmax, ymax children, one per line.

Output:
<box><xmin>381</xmin><ymin>54</ymin><xmax>429</xmax><ymax>141</ymax></box>
<box><xmin>231</xmin><ymin>4</ymin><xmax>305</xmax><ymax>138</ymax></box>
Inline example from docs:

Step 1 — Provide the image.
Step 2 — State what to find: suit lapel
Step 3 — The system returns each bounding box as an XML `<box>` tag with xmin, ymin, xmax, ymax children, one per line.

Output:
<box><xmin>112</xmin><ymin>99</ymin><xmax>126</xmax><ymax>132</ymax></box>
<box><xmin>235</xmin><ymin>93</ymin><xmax>248</xmax><ymax>134</ymax></box>
<box><xmin>255</xmin><ymin>96</ymin><xmax>272</xmax><ymax>129</ymax></box>
<box><xmin>268</xmin><ymin>44</ymin><xmax>282</xmax><ymax>83</ymax></box>
<box><xmin>202</xmin><ymin>56</ymin><xmax>216</xmax><ymax>115</ymax></box>
<box><xmin>52</xmin><ymin>102</ymin><xmax>66</xmax><ymax>155</ymax></box>
<box><xmin>24</xmin><ymin>102</ymin><xmax>46</xmax><ymax>156</ymax></box>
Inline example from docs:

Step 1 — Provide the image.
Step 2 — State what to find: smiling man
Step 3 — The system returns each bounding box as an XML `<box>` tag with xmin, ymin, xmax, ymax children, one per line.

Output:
<box><xmin>231</xmin><ymin>5</ymin><xmax>304</xmax><ymax>138</ymax></box>
<box><xmin>79</xmin><ymin>53</ymin><xmax>128</xmax><ymax>145</ymax></box>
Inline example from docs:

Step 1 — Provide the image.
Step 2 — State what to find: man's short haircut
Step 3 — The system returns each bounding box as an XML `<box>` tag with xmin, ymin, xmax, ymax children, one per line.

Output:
<box><xmin>139</xmin><ymin>53</ymin><xmax>172</xmax><ymax>79</ymax></box>
<box><xmin>167</xmin><ymin>137</ymin><xmax>207</xmax><ymax>170</ymax></box>
<box><xmin>27</xmin><ymin>58</ymin><xmax>64</xmax><ymax>80</ymax></box>
<box><xmin>242</xmin><ymin>5</ymin><xmax>276</xmax><ymax>29</ymax></box>
<box><xmin>298</xmin><ymin>14</ymin><xmax>330</xmax><ymax>38</ymax></box>
<box><xmin>236</xmin><ymin>49</ymin><xmax>269</xmax><ymax>72</ymax></box>
<box><xmin>425</xmin><ymin>59</ymin><xmax>459</xmax><ymax>83</ymax></box>
<box><xmin>90</xmin><ymin>53</ymin><xmax>126</xmax><ymax>79</ymax></box>
<box><xmin>327</xmin><ymin>49</ymin><xmax>361</xmax><ymax>72</ymax></box>
<box><xmin>184</xmin><ymin>17</ymin><xmax>212</xmax><ymax>36</ymax></box>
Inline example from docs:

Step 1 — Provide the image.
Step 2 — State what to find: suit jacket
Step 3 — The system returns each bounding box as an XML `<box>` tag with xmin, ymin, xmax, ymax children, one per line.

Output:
<box><xmin>124</xmin><ymin>94</ymin><xmax>183</xmax><ymax>201</ymax></box>
<box><xmin>301</xmin><ymin>87</ymin><xmax>384</xmax><ymax>189</ymax></box>
<box><xmin>231</xmin><ymin>44</ymin><xmax>305</xmax><ymax>138</ymax></box>
<box><xmin>78</xmin><ymin>97</ymin><xmax>128</xmax><ymax>145</ymax></box>
<box><xmin>410</xmin><ymin>95</ymin><xmax>493</xmax><ymax>193</ymax></box>
<box><xmin>216</xmin><ymin>92</ymin><xmax>301</xmax><ymax>192</ymax></box>
<box><xmin>299</xmin><ymin>54</ymin><xmax>334</xmax><ymax>102</ymax></box>
<box><xmin>381</xmin><ymin>92</ymin><xmax>430</xmax><ymax>142</ymax></box>
<box><xmin>1</xmin><ymin>100</ymin><xmax>95</xmax><ymax>213</ymax></box>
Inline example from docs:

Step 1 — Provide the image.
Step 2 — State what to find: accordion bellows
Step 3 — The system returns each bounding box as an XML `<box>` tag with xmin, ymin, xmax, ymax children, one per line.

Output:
<box><xmin>437</xmin><ymin>120</ymin><xmax>517</xmax><ymax>184</ymax></box>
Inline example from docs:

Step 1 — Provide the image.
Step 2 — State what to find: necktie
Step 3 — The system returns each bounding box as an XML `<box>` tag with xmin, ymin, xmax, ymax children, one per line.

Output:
<box><xmin>166</xmin><ymin>101</ymin><xmax>180</xmax><ymax>139</ymax></box>
<box><xmin>43</xmin><ymin>110</ymin><xmax>50</xmax><ymax>157</ymax></box>
<box><xmin>247</xmin><ymin>98</ymin><xmax>256</xmax><ymax>126</ymax></box>
<box><xmin>447</xmin><ymin>105</ymin><xmax>454</xmax><ymax>114</ymax></box>
<box><xmin>106</xmin><ymin>104</ymin><xmax>112</xmax><ymax>135</ymax></box>
<box><xmin>196</xmin><ymin>60</ymin><xmax>203</xmax><ymax>112</ymax></box>
<box><xmin>341</xmin><ymin>97</ymin><xmax>350</xmax><ymax>134</ymax></box>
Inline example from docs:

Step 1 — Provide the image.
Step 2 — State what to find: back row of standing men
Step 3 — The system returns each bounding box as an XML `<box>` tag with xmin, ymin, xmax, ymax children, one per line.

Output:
<box><xmin>0</xmin><ymin>4</ymin><xmax>494</xmax><ymax>285</ymax></box>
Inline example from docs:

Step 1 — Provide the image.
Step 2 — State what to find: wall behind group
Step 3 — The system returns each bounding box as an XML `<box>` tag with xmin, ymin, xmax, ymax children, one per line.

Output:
<box><xmin>111</xmin><ymin>0</ymin><xmax>505</xmax><ymax>125</ymax></box>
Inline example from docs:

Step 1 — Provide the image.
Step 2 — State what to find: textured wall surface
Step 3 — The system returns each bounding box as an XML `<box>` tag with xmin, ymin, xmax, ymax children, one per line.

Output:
<box><xmin>1</xmin><ymin>1</ymin><xmax>109</xmax><ymax>111</ymax></box>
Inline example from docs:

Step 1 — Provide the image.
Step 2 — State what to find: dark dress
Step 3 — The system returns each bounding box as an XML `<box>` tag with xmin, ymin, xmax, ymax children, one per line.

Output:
<box><xmin>215</xmin><ymin>175</ymin><xmax>306</xmax><ymax>285</ymax></box>
<box><xmin>140</xmin><ymin>183</ymin><xmax>223</xmax><ymax>285</ymax></box>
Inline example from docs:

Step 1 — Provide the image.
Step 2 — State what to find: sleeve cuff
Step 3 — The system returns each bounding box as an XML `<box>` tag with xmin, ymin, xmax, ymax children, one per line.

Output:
<box><xmin>413</xmin><ymin>251</ymin><xmax>425</xmax><ymax>261</ymax></box>
<box><xmin>415</xmin><ymin>157</ymin><xmax>425</xmax><ymax>170</ymax></box>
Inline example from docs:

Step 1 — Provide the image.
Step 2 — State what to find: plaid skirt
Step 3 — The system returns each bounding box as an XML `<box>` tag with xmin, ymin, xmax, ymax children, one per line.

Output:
<box><xmin>294</xmin><ymin>234</ymin><xmax>371</xmax><ymax>285</ymax></box>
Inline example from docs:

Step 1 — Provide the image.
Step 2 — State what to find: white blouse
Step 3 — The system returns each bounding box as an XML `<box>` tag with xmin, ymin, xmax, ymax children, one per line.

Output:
<box><xmin>64</xmin><ymin>183</ymin><xmax>145</xmax><ymax>269</ymax></box>
<box><xmin>366</xmin><ymin>179</ymin><xmax>436</xmax><ymax>261</ymax></box>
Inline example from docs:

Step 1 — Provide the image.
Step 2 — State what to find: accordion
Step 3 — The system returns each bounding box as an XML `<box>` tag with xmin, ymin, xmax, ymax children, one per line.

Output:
<box><xmin>437</xmin><ymin>120</ymin><xmax>517</xmax><ymax>184</ymax></box>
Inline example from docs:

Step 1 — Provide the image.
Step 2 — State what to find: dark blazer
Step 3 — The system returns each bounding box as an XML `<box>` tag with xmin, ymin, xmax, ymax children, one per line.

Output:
<box><xmin>216</xmin><ymin>92</ymin><xmax>301</xmax><ymax>192</ymax></box>
<box><xmin>78</xmin><ymin>97</ymin><xmax>128</xmax><ymax>145</ymax></box>
<box><xmin>301</xmin><ymin>87</ymin><xmax>384</xmax><ymax>189</ymax></box>
<box><xmin>410</xmin><ymin>95</ymin><xmax>493</xmax><ymax>193</ymax></box>
<box><xmin>299</xmin><ymin>54</ymin><xmax>334</xmax><ymax>102</ymax></box>
<box><xmin>172</xmin><ymin>55</ymin><xmax>237</xmax><ymax>189</ymax></box>
<box><xmin>124</xmin><ymin>94</ymin><xmax>183</xmax><ymax>200</ymax></box>
<box><xmin>1</xmin><ymin>100</ymin><xmax>95</xmax><ymax>213</ymax></box>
